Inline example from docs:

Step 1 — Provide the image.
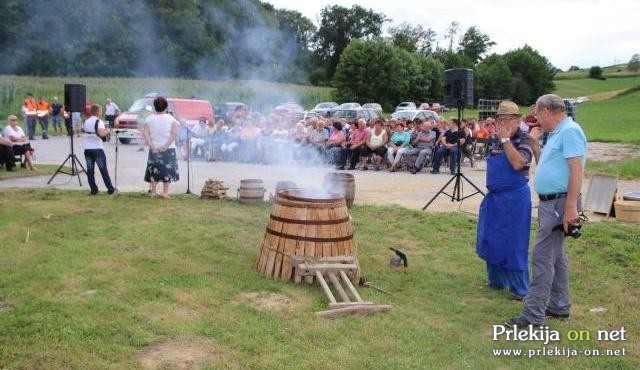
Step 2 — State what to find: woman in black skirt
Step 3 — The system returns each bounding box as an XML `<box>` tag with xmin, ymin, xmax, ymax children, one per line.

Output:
<box><xmin>142</xmin><ymin>97</ymin><xmax>179</xmax><ymax>198</ymax></box>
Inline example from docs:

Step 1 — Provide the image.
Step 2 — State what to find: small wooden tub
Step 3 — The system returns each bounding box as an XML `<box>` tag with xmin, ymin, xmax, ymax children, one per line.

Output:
<box><xmin>615</xmin><ymin>198</ymin><xmax>640</xmax><ymax>223</ymax></box>
<box><xmin>238</xmin><ymin>179</ymin><xmax>265</xmax><ymax>204</ymax></box>
<box><xmin>256</xmin><ymin>189</ymin><xmax>359</xmax><ymax>282</ymax></box>
<box><xmin>323</xmin><ymin>172</ymin><xmax>355</xmax><ymax>208</ymax></box>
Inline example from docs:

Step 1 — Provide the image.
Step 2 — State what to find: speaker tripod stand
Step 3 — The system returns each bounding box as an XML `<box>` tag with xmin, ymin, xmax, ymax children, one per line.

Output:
<box><xmin>422</xmin><ymin>100</ymin><xmax>484</xmax><ymax>210</ymax></box>
<box><xmin>48</xmin><ymin>119</ymin><xmax>86</xmax><ymax>186</ymax></box>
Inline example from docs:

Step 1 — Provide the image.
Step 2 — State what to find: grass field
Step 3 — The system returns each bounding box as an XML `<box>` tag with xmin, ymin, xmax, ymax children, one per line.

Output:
<box><xmin>576</xmin><ymin>89</ymin><xmax>640</xmax><ymax>143</ymax></box>
<box><xmin>553</xmin><ymin>77</ymin><xmax>640</xmax><ymax>99</ymax></box>
<box><xmin>587</xmin><ymin>158</ymin><xmax>640</xmax><ymax>180</ymax></box>
<box><xmin>0</xmin><ymin>190</ymin><xmax>638</xmax><ymax>369</ymax></box>
<box><xmin>555</xmin><ymin>64</ymin><xmax>640</xmax><ymax>80</ymax></box>
<box><xmin>0</xmin><ymin>164</ymin><xmax>69</xmax><ymax>180</ymax></box>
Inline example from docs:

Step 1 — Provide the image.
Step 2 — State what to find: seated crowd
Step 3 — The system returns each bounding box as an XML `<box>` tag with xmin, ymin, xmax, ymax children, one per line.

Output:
<box><xmin>179</xmin><ymin>108</ymin><xmax>501</xmax><ymax>174</ymax></box>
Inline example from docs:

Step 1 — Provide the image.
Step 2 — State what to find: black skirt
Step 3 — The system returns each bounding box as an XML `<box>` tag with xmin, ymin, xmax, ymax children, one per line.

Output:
<box><xmin>12</xmin><ymin>143</ymin><xmax>33</xmax><ymax>155</ymax></box>
<box><xmin>144</xmin><ymin>148</ymin><xmax>179</xmax><ymax>183</ymax></box>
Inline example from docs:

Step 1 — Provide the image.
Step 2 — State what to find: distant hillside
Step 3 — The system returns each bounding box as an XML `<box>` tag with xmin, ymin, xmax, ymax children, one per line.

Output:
<box><xmin>555</xmin><ymin>64</ymin><xmax>640</xmax><ymax>80</ymax></box>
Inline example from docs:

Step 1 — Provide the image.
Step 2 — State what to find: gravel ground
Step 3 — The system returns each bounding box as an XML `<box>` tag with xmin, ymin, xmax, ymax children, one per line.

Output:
<box><xmin>2</xmin><ymin>136</ymin><xmax>639</xmax><ymax>216</ymax></box>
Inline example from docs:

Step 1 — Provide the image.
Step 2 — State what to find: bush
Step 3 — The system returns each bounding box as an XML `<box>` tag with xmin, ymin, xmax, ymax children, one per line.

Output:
<box><xmin>589</xmin><ymin>66</ymin><xmax>606</xmax><ymax>80</ymax></box>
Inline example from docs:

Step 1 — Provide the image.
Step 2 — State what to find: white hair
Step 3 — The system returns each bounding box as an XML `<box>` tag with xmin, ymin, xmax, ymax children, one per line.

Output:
<box><xmin>536</xmin><ymin>94</ymin><xmax>566</xmax><ymax>113</ymax></box>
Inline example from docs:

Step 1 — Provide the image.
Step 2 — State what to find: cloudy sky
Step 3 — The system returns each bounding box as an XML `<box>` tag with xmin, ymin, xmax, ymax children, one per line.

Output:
<box><xmin>265</xmin><ymin>0</ymin><xmax>639</xmax><ymax>70</ymax></box>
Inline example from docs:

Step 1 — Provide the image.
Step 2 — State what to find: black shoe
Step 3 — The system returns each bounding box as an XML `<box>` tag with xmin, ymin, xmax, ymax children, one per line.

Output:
<box><xmin>450</xmin><ymin>170</ymin><xmax>455</xmax><ymax>175</ymax></box>
<box><xmin>90</xmin><ymin>191</ymin><xmax>99</xmax><ymax>196</ymax></box>
<box><xmin>411</xmin><ymin>169</ymin><xmax>417</xmax><ymax>174</ymax></box>
<box><xmin>510</xmin><ymin>294</ymin><xmax>524</xmax><ymax>302</ymax></box>
<box><xmin>545</xmin><ymin>310</ymin><xmax>570</xmax><ymax>320</ymax></box>
<box><xmin>336</xmin><ymin>166</ymin><xmax>345</xmax><ymax>170</ymax></box>
<box><xmin>42</xmin><ymin>135</ymin><xmax>49</xmax><ymax>140</ymax></box>
<box><xmin>430</xmin><ymin>169</ymin><xmax>440</xmax><ymax>174</ymax></box>
<box><xmin>108</xmin><ymin>188</ymin><xmax>116</xmax><ymax>195</ymax></box>
<box><xmin>506</xmin><ymin>316</ymin><xmax>538</xmax><ymax>328</ymax></box>
<box><xmin>348</xmin><ymin>166</ymin><xmax>355</xmax><ymax>170</ymax></box>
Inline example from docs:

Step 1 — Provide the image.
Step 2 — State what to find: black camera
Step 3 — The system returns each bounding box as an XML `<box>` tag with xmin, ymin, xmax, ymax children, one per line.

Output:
<box><xmin>552</xmin><ymin>223</ymin><xmax>582</xmax><ymax>239</ymax></box>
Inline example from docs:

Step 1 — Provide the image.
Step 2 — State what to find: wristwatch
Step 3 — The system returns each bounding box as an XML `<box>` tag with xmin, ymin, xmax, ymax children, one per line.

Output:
<box><xmin>500</xmin><ymin>137</ymin><xmax>511</xmax><ymax>144</ymax></box>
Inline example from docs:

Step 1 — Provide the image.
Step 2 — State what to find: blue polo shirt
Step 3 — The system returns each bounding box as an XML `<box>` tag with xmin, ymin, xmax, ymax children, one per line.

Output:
<box><xmin>534</xmin><ymin>117</ymin><xmax>587</xmax><ymax>195</ymax></box>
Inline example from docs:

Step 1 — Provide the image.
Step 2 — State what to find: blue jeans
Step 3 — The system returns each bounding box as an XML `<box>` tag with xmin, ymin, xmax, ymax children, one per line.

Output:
<box><xmin>84</xmin><ymin>149</ymin><xmax>114</xmax><ymax>194</ymax></box>
<box><xmin>432</xmin><ymin>145</ymin><xmax>460</xmax><ymax>172</ymax></box>
<box><xmin>52</xmin><ymin>115</ymin><xmax>62</xmax><ymax>129</ymax></box>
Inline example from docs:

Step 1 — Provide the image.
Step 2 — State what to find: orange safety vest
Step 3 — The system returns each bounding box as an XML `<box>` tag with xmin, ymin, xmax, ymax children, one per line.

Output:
<box><xmin>37</xmin><ymin>101</ymin><xmax>51</xmax><ymax>111</ymax></box>
<box><xmin>24</xmin><ymin>98</ymin><xmax>37</xmax><ymax>110</ymax></box>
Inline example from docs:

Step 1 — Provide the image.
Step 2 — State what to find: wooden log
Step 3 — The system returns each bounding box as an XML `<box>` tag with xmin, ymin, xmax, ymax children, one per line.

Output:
<box><xmin>328</xmin><ymin>302</ymin><xmax>373</xmax><ymax>309</ymax></box>
<box><xmin>328</xmin><ymin>272</ymin><xmax>350</xmax><ymax>303</ymax></box>
<box><xmin>315</xmin><ymin>304</ymin><xmax>392</xmax><ymax>318</ymax></box>
<box><xmin>340</xmin><ymin>270</ymin><xmax>363</xmax><ymax>302</ymax></box>
<box><xmin>315</xmin><ymin>270</ymin><xmax>337</xmax><ymax>304</ymax></box>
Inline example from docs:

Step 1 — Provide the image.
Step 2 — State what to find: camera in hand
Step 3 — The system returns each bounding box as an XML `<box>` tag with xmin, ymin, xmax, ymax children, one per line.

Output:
<box><xmin>552</xmin><ymin>223</ymin><xmax>582</xmax><ymax>239</ymax></box>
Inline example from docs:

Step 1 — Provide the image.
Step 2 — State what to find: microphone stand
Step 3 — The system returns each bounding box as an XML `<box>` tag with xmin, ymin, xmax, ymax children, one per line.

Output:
<box><xmin>113</xmin><ymin>129</ymin><xmax>123</xmax><ymax>191</ymax></box>
<box><xmin>170</xmin><ymin>112</ymin><xmax>196</xmax><ymax>196</ymax></box>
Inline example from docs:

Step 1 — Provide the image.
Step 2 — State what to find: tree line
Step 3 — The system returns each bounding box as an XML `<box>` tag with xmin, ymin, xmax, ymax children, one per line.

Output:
<box><xmin>0</xmin><ymin>1</ymin><xmax>556</xmax><ymax>107</ymax></box>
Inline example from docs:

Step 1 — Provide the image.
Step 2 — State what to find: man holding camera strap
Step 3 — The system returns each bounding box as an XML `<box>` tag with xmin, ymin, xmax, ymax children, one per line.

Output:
<box><xmin>507</xmin><ymin>94</ymin><xmax>587</xmax><ymax>327</ymax></box>
<box><xmin>83</xmin><ymin>104</ymin><xmax>115</xmax><ymax>195</ymax></box>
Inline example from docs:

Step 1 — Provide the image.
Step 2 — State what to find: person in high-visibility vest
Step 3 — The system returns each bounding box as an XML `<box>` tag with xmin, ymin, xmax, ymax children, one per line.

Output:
<box><xmin>23</xmin><ymin>93</ymin><xmax>38</xmax><ymax>140</ymax></box>
<box><xmin>36</xmin><ymin>96</ymin><xmax>51</xmax><ymax>139</ymax></box>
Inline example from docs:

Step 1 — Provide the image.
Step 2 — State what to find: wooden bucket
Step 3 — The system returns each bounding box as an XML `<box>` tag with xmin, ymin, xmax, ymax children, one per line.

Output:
<box><xmin>615</xmin><ymin>198</ymin><xmax>640</xmax><ymax>223</ymax></box>
<box><xmin>256</xmin><ymin>189</ymin><xmax>359</xmax><ymax>282</ymax></box>
<box><xmin>275</xmin><ymin>181</ymin><xmax>297</xmax><ymax>194</ymax></box>
<box><xmin>238</xmin><ymin>179</ymin><xmax>265</xmax><ymax>204</ymax></box>
<box><xmin>322</xmin><ymin>172</ymin><xmax>355</xmax><ymax>208</ymax></box>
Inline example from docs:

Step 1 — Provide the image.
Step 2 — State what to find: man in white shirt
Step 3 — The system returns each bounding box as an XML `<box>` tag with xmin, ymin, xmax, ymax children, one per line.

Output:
<box><xmin>83</xmin><ymin>104</ymin><xmax>115</xmax><ymax>195</ymax></box>
<box><xmin>104</xmin><ymin>98</ymin><xmax>120</xmax><ymax>128</ymax></box>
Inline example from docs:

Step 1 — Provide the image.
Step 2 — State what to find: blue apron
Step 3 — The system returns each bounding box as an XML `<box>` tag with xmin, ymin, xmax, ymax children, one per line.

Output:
<box><xmin>476</xmin><ymin>153</ymin><xmax>531</xmax><ymax>271</ymax></box>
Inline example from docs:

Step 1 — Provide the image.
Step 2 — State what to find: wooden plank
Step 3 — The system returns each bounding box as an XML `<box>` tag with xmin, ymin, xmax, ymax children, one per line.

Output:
<box><xmin>315</xmin><ymin>270</ymin><xmax>337</xmax><ymax>304</ymax></box>
<box><xmin>340</xmin><ymin>270</ymin><xmax>363</xmax><ymax>302</ymax></box>
<box><xmin>290</xmin><ymin>256</ymin><xmax>355</xmax><ymax>264</ymax></box>
<box><xmin>315</xmin><ymin>304</ymin><xmax>392</xmax><ymax>318</ymax></box>
<box><xmin>304</xmin><ymin>206</ymin><xmax>316</xmax><ymax>284</ymax></box>
<box><xmin>328</xmin><ymin>302</ymin><xmax>373</xmax><ymax>309</ymax></box>
<box><xmin>328</xmin><ymin>272</ymin><xmax>350</xmax><ymax>302</ymax></box>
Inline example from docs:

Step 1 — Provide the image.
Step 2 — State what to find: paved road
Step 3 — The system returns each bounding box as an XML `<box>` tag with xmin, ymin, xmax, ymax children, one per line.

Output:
<box><xmin>1</xmin><ymin>136</ymin><xmax>637</xmax><ymax>216</ymax></box>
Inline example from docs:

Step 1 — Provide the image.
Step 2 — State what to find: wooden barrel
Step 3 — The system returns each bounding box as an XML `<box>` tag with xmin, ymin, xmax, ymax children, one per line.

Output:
<box><xmin>322</xmin><ymin>172</ymin><xmax>355</xmax><ymax>208</ymax></box>
<box><xmin>256</xmin><ymin>189</ymin><xmax>359</xmax><ymax>282</ymax></box>
<box><xmin>275</xmin><ymin>181</ymin><xmax>297</xmax><ymax>194</ymax></box>
<box><xmin>238</xmin><ymin>179</ymin><xmax>265</xmax><ymax>204</ymax></box>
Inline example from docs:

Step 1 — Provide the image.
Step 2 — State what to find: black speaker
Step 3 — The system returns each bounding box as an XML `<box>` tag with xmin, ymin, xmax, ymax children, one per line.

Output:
<box><xmin>64</xmin><ymin>84</ymin><xmax>86</xmax><ymax>112</ymax></box>
<box><xmin>444</xmin><ymin>69</ymin><xmax>474</xmax><ymax>108</ymax></box>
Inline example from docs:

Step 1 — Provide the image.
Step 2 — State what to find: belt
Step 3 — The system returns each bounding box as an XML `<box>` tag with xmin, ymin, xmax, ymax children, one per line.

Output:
<box><xmin>539</xmin><ymin>192</ymin><xmax>567</xmax><ymax>201</ymax></box>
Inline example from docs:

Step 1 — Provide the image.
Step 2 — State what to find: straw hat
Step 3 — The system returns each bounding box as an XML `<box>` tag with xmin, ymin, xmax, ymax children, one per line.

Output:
<box><xmin>496</xmin><ymin>101</ymin><xmax>521</xmax><ymax>116</ymax></box>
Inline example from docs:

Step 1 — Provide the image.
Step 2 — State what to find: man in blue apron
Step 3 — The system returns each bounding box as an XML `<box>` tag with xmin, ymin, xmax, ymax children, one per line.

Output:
<box><xmin>477</xmin><ymin>101</ymin><xmax>534</xmax><ymax>300</ymax></box>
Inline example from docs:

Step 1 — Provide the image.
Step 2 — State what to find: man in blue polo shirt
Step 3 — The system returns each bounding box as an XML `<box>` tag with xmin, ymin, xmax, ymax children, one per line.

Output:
<box><xmin>507</xmin><ymin>94</ymin><xmax>587</xmax><ymax>326</ymax></box>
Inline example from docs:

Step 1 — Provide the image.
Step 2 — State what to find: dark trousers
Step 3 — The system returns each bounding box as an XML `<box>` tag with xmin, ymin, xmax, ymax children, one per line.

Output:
<box><xmin>432</xmin><ymin>145</ymin><xmax>460</xmax><ymax>172</ymax></box>
<box><xmin>0</xmin><ymin>145</ymin><xmax>15</xmax><ymax>170</ymax></box>
<box><xmin>84</xmin><ymin>149</ymin><xmax>114</xmax><ymax>194</ymax></box>
<box><xmin>37</xmin><ymin>117</ymin><xmax>49</xmax><ymax>138</ymax></box>
<box><xmin>346</xmin><ymin>145</ymin><xmax>367</xmax><ymax>168</ymax></box>
<box><xmin>26</xmin><ymin>117</ymin><xmax>37</xmax><ymax>139</ymax></box>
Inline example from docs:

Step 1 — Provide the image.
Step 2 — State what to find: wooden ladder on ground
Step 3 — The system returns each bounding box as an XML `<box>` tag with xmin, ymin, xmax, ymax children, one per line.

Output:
<box><xmin>291</xmin><ymin>256</ymin><xmax>392</xmax><ymax>318</ymax></box>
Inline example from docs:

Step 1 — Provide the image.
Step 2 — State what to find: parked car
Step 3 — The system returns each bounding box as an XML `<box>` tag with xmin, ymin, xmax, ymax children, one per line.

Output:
<box><xmin>391</xmin><ymin>109</ymin><xmax>438</xmax><ymax>121</ymax></box>
<box><xmin>213</xmin><ymin>102</ymin><xmax>247</xmax><ymax>121</ymax></box>
<box><xmin>362</xmin><ymin>103</ymin><xmax>383</xmax><ymax>114</ymax></box>
<box><xmin>114</xmin><ymin>97</ymin><xmax>214</xmax><ymax>144</ymax></box>
<box><xmin>273</xmin><ymin>102</ymin><xmax>304</xmax><ymax>116</ymax></box>
<box><xmin>293</xmin><ymin>111</ymin><xmax>320</xmax><ymax>121</ymax></box>
<box><xmin>336</xmin><ymin>102</ymin><xmax>361</xmax><ymax>110</ymax></box>
<box><xmin>332</xmin><ymin>108</ymin><xmax>379</xmax><ymax>123</ymax></box>
<box><xmin>395</xmin><ymin>102</ymin><xmax>417</xmax><ymax>112</ymax></box>
<box><xmin>312</xmin><ymin>102</ymin><xmax>339</xmax><ymax>117</ymax></box>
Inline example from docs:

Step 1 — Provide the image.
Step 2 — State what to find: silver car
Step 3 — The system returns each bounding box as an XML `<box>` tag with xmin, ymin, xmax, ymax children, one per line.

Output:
<box><xmin>395</xmin><ymin>102</ymin><xmax>417</xmax><ymax>111</ymax></box>
<box><xmin>391</xmin><ymin>109</ymin><xmax>438</xmax><ymax>121</ymax></box>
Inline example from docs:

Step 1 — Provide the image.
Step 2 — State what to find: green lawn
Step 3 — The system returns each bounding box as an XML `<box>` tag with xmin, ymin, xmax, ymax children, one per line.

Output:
<box><xmin>555</xmin><ymin>64</ymin><xmax>640</xmax><ymax>80</ymax></box>
<box><xmin>587</xmin><ymin>157</ymin><xmax>640</xmax><ymax>180</ymax></box>
<box><xmin>0</xmin><ymin>164</ymin><xmax>69</xmax><ymax>180</ymax></box>
<box><xmin>0</xmin><ymin>190</ymin><xmax>638</xmax><ymax>369</ymax></box>
<box><xmin>577</xmin><ymin>89</ymin><xmax>640</xmax><ymax>143</ymax></box>
<box><xmin>553</xmin><ymin>77</ymin><xmax>640</xmax><ymax>99</ymax></box>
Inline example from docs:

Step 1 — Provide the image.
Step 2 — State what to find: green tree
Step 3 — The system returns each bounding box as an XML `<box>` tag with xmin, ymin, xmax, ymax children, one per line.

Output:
<box><xmin>388</xmin><ymin>23</ymin><xmax>429</xmax><ymax>53</ymax></box>
<box><xmin>314</xmin><ymin>5</ymin><xmax>388</xmax><ymax>82</ymax></box>
<box><xmin>334</xmin><ymin>40</ymin><xmax>443</xmax><ymax>110</ymax></box>
<box><xmin>458</xmin><ymin>26</ymin><xmax>495</xmax><ymax>64</ymax></box>
<box><xmin>627</xmin><ymin>53</ymin><xmax>640</xmax><ymax>72</ymax></box>
<box><xmin>589</xmin><ymin>66</ymin><xmax>604</xmax><ymax>80</ymax></box>
<box><xmin>445</xmin><ymin>21</ymin><xmax>459</xmax><ymax>51</ymax></box>
<box><xmin>475</xmin><ymin>54</ymin><xmax>513</xmax><ymax>100</ymax></box>
<box><xmin>503</xmin><ymin>45</ymin><xmax>555</xmax><ymax>105</ymax></box>
<box><xmin>431</xmin><ymin>48</ymin><xmax>474</xmax><ymax>70</ymax></box>
<box><xmin>568</xmin><ymin>65</ymin><xmax>580</xmax><ymax>71</ymax></box>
